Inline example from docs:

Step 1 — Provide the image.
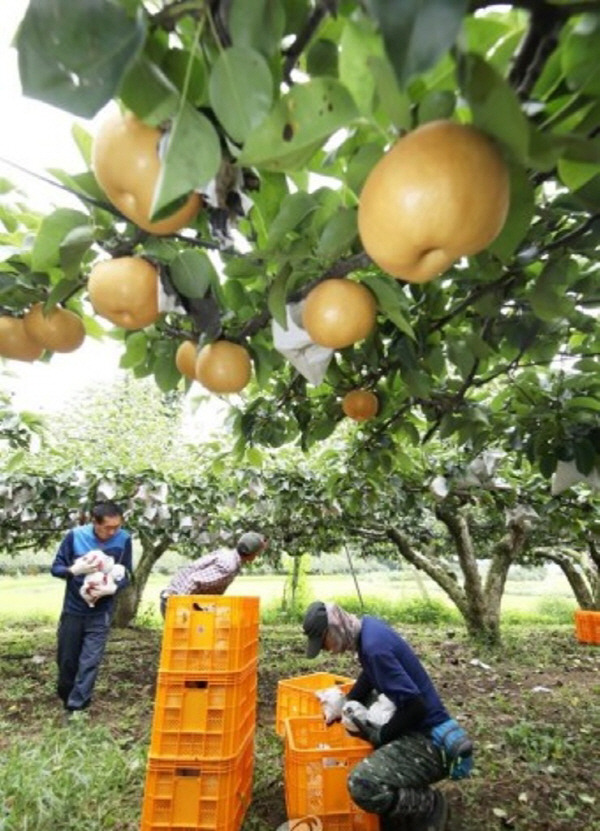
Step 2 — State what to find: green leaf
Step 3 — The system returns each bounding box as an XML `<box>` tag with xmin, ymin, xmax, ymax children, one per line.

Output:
<box><xmin>447</xmin><ymin>340</ymin><xmax>476</xmax><ymax>379</ymax></box>
<box><xmin>31</xmin><ymin>209</ymin><xmax>90</xmax><ymax>271</ymax></box>
<box><xmin>574</xmin><ymin>439</ymin><xmax>597</xmax><ymax>475</ymax></box>
<box><xmin>118</xmin><ymin>55</ymin><xmax>180</xmax><ymax>125</ymax></box>
<box><xmin>539</xmin><ymin>452</ymin><xmax>557</xmax><ymax>479</ymax></box>
<box><xmin>16</xmin><ymin>0</ymin><xmax>146</xmax><ymax>118</ymax></box>
<box><xmin>121</xmin><ymin>332</ymin><xmax>148</xmax><ymax>368</ymax></box>
<box><xmin>563</xmin><ymin>18</ymin><xmax>600</xmax><ymax>96</ymax></box>
<box><xmin>565</xmin><ymin>396</ymin><xmax>600</xmax><ymax>412</ymax></box>
<box><xmin>239</xmin><ymin>78</ymin><xmax>358</xmax><ymax>170</ymax></box>
<box><xmin>229</xmin><ymin>0</ymin><xmax>285</xmax><ymax>58</ymax></box>
<box><xmin>366</xmin><ymin>0</ymin><xmax>467</xmax><ymax>86</ymax></box>
<box><xmin>161</xmin><ymin>48</ymin><xmax>208</xmax><ymax>105</ymax></box>
<box><xmin>267</xmin><ymin>268</ymin><xmax>292</xmax><ymax>329</ymax></box>
<box><xmin>169</xmin><ymin>250</ymin><xmax>218</xmax><ymax>299</ymax></box>
<box><xmin>45</xmin><ymin>279</ymin><xmax>83</xmax><ymax>308</ymax></box>
<box><xmin>316</xmin><ymin>209</ymin><xmax>358</xmax><ymax>259</ymax></box>
<box><xmin>307</xmin><ymin>39</ymin><xmax>339</xmax><ymax>78</ymax></box>
<box><xmin>488</xmin><ymin>163</ymin><xmax>535</xmax><ymax>261</ymax></box>
<box><xmin>59</xmin><ymin>226</ymin><xmax>95</xmax><ymax>280</ymax></box>
<box><xmin>418</xmin><ymin>90</ymin><xmax>456</xmax><ymax>123</ymax></box>
<box><xmin>346</xmin><ymin>144</ymin><xmax>384</xmax><ymax>196</ymax></box>
<box><xmin>369</xmin><ymin>56</ymin><xmax>412</xmax><ymax>128</ymax></box>
<box><xmin>267</xmin><ymin>193</ymin><xmax>317</xmax><ymax>247</ymax></box>
<box><xmin>339</xmin><ymin>19</ymin><xmax>382</xmax><ymax>114</ymax></box>
<box><xmin>209</xmin><ymin>47</ymin><xmax>274</xmax><ymax>144</ymax></box>
<box><xmin>460</xmin><ymin>53</ymin><xmax>529</xmax><ymax>163</ymax></box>
<box><xmin>529</xmin><ymin>262</ymin><xmax>575</xmax><ymax>322</ymax></box>
<box><xmin>46</xmin><ymin>169</ymin><xmax>106</xmax><ymax>203</ymax></box>
<box><xmin>151</xmin><ymin>105</ymin><xmax>221</xmax><ymax>217</ymax></box>
<box><xmin>361</xmin><ymin>275</ymin><xmax>415</xmax><ymax>339</ymax></box>
<box><xmin>245</xmin><ymin>445</ymin><xmax>265</xmax><ymax>467</ymax></box>
<box><xmin>154</xmin><ymin>351</ymin><xmax>181</xmax><ymax>392</ymax></box>
<box><xmin>401</xmin><ymin>367</ymin><xmax>431</xmax><ymax>397</ymax></box>
<box><xmin>71</xmin><ymin>124</ymin><xmax>93</xmax><ymax>167</ymax></box>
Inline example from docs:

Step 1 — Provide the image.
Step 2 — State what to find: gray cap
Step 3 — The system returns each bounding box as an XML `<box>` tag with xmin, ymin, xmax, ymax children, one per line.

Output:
<box><xmin>237</xmin><ymin>531</ymin><xmax>266</xmax><ymax>556</ymax></box>
<box><xmin>303</xmin><ymin>600</ymin><xmax>328</xmax><ymax>658</ymax></box>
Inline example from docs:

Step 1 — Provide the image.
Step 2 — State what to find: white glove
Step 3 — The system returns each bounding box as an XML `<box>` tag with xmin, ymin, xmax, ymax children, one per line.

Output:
<box><xmin>316</xmin><ymin>686</ymin><xmax>347</xmax><ymax>725</ymax></box>
<box><xmin>70</xmin><ymin>551</ymin><xmax>102</xmax><ymax>576</ymax></box>
<box><xmin>341</xmin><ymin>700</ymin><xmax>369</xmax><ymax>733</ymax></box>
<box><xmin>111</xmin><ymin>563</ymin><xmax>126</xmax><ymax>583</ymax></box>
<box><xmin>368</xmin><ymin>694</ymin><xmax>396</xmax><ymax>725</ymax></box>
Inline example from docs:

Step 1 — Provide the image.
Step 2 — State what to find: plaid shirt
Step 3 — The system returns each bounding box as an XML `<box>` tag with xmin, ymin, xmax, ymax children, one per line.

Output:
<box><xmin>163</xmin><ymin>547</ymin><xmax>242</xmax><ymax>597</ymax></box>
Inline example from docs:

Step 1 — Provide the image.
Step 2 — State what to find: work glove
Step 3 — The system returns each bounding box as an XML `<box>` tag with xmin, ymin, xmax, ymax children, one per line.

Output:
<box><xmin>341</xmin><ymin>700</ymin><xmax>369</xmax><ymax>732</ymax></box>
<box><xmin>70</xmin><ymin>551</ymin><xmax>103</xmax><ymax>576</ymax></box>
<box><xmin>350</xmin><ymin>715</ymin><xmax>383</xmax><ymax>748</ymax></box>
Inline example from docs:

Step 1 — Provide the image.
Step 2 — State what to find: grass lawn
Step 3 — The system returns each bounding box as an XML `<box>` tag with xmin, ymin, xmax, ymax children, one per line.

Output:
<box><xmin>0</xmin><ymin>617</ymin><xmax>598</xmax><ymax>831</ymax></box>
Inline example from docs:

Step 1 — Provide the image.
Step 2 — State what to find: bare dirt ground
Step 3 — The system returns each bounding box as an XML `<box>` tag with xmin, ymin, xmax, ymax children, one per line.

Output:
<box><xmin>1</xmin><ymin>620</ymin><xmax>599</xmax><ymax>830</ymax></box>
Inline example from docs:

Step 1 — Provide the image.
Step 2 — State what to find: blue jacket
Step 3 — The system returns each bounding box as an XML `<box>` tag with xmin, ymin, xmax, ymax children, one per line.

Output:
<box><xmin>50</xmin><ymin>524</ymin><xmax>133</xmax><ymax>616</ymax></box>
<box><xmin>356</xmin><ymin>615</ymin><xmax>450</xmax><ymax>730</ymax></box>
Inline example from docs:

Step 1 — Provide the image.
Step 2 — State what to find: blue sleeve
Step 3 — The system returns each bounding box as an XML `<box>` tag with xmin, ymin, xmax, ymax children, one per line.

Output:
<box><xmin>50</xmin><ymin>531</ymin><xmax>75</xmax><ymax>579</ymax></box>
<box><xmin>366</xmin><ymin>648</ymin><xmax>421</xmax><ymax>704</ymax></box>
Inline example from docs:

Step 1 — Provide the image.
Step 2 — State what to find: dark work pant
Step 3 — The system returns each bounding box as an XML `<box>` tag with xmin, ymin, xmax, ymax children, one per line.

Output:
<box><xmin>56</xmin><ymin>612</ymin><xmax>111</xmax><ymax>711</ymax></box>
<box><xmin>347</xmin><ymin>731</ymin><xmax>447</xmax><ymax>817</ymax></box>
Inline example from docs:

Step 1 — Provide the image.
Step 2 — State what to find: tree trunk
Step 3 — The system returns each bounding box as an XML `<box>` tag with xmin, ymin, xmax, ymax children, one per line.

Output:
<box><xmin>537</xmin><ymin>548</ymin><xmax>596</xmax><ymax>609</ymax></box>
<box><xmin>383</xmin><ymin>504</ymin><xmax>533</xmax><ymax>645</ymax></box>
<box><xmin>112</xmin><ymin>533</ymin><xmax>172</xmax><ymax>627</ymax></box>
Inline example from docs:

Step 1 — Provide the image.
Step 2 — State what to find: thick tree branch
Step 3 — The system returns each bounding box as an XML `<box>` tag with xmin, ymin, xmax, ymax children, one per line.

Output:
<box><xmin>508</xmin><ymin>2</ymin><xmax>566</xmax><ymax>98</ymax></box>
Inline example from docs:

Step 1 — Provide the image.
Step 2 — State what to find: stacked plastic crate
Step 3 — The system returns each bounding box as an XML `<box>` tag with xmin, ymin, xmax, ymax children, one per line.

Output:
<box><xmin>277</xmin><ymin>673</ymin><xmax>378</xmax><ymax>831</ymax></box>
<box><xmin>140</xmin><ymin>596</ymin><xmax>260</xmax><ymax>831</ymax></box>
<box><xmin>575</xmin><ymin>609</ymin><xmax>600</xmax><ymax>644</ymax></box>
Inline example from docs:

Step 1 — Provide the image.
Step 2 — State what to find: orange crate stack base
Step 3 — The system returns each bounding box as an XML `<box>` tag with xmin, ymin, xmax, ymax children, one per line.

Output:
<box><xmin>276</xmin><ymin>673</ymin><xmax>355</xmax><ymax>736</ymax></box>
<box><xmin>140</xmin><ymin>734</ymin><xmax>254</xmax><ymax>831</ymax></box>
<box><xmin>575</xmin><ymin>609</ymin><xmax>600</xmax><ymax>645</ymax></box>
<box><xmin>284</xmin><ymin>717</ymin><xmax>379</xmax><ymax>831</ymax></box>
<box><xmin>159</xmin><ymin>595</ymin><xmax>260</xmax><ymax>673</ymax></box>
<box><xmin>150</xmin><ymin>661</ymin><xmax>257</xmax><ymax>761</ymax></box>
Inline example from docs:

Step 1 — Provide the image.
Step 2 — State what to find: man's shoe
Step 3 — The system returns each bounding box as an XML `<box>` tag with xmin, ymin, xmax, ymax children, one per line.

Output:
<box><xmin>275</xmin><ymin>818</ymin><xmax>323</xmax><ymax>831</ymax></box>
<box><xmin>423</xmin><ymin>790</ymin><xmax>449</xmax><ymax>831</ymax></box>
<box><xmin>379</xmin><ymin>815</ymin><xmax>409</xmax><ymax>831</ymax></box>
<box><xmin>405</xmin><ymin>791</ymin><xmax>448</xmax><ymax>831</ymax></box>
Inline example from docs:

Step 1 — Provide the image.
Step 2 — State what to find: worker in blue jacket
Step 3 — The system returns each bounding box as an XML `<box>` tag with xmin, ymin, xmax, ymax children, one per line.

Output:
<box><xmin>303</xmin><ymin>601</ymin><xmax>473</xmax><ymax>831</ymax></box>
<box><xmin>50</xmin><ymin>500</ymin><xmax>132</xmax><ymax>718</ymax></box>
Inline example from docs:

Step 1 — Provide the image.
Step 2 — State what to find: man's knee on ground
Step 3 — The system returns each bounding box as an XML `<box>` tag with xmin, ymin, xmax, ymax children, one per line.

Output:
<box><xmin>348</xmin><ymin>761</ymin><xmax>395</xmax><ymax>815</ymax></box>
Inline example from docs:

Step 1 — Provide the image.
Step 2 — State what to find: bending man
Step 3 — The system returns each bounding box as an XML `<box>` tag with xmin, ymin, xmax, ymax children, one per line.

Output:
<box><xmin>303</xmin><ymin>601</ymin><xmax>473</xmax><ymax>831</ymax></box>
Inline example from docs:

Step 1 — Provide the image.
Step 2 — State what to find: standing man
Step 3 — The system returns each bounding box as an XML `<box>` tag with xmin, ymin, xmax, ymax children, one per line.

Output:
<box><xmin>50</xmin><ymin>501</ymin><xmax>132</xmax><ymax>719</ymax></box>
<box><xmin>159</xmin><ymin>531</ymin><xmax>268</xmax><ymax>617</ymax></box>
<box><xmin>302</xmin><ymin>601</ymin><xmax>473</xmax><ymax>831</ymax></box>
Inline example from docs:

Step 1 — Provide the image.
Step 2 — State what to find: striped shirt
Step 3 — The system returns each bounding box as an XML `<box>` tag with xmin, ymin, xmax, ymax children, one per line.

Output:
<box><xmin>163</xmin><ymin>547</ymin><xmax>242</xmax><ymax>597</ymax></box>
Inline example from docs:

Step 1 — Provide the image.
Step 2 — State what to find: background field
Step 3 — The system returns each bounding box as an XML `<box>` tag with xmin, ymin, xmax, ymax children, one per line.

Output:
<box><xmin>0</xmin><ymin>566</ymin><xmax>578</xmax><ymax>622</ymax></box>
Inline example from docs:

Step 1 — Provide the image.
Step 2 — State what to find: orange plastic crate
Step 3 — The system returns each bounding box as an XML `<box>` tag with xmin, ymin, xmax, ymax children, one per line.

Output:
<box><xmin>575</xmin><ymin>610</ymin><xmax>600</xmax><ymax>644</ymax></box>
<box><xmin>149</xmin><ymin>662</ymin><xmax>257</xmax><ymax>760</ymax></box>
<box><xmin>159</xmin><ymin>596</ymin><xmax>260</xmax><ymax>673</ymax></box>
<box><xmin>140</xmin><ymin>734</ymin><xmax>254</xmax><ymax>831</ymax></box>
<box><xmin>284</xmin><ymin>716</ymin><xmax>378</xmax><ymax>831</ymax></box>
<box><xmin>276</xmin><ymin>673</ymin><xmax>355</xmax><ymax>736</ymax></box>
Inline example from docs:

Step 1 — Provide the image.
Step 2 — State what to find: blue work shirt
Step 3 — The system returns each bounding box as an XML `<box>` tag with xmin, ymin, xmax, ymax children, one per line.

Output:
<box><xmin>50</xmin><ymin>523</ymin><xmax>133</xmax><ymax>616</ymax></box>
<box><xmin>357</xmin><ymin>615</ymin><xmax>450</xmax><ymax>730</ymax></box>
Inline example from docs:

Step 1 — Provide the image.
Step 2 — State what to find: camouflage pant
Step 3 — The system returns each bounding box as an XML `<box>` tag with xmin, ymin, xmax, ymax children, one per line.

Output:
<box><xmin>347</xmin><ymin>732</ymin><xmax>447</xmax><ymax>817</ymax></box>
